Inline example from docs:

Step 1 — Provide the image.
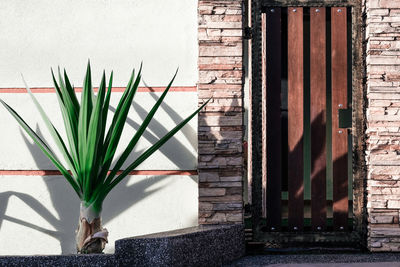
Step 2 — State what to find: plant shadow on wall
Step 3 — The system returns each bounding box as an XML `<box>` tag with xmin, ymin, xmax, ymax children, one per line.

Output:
<box><xmin>0</xmin><ymin>128</ymin><xmax>179</xmax><ymax>254</ymax></box>
<box><xmin>108</xmin><ymin>78</ymin><xmax>197</xmax><ymax>173</ymax></box>
<box><xmin>0</xmin><ymin>63</ymin><xmax>207</xmax><ymax>254</ymax></box>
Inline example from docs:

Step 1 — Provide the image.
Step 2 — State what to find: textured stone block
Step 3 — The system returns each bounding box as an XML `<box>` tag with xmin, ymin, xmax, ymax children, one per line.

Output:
<box><xmin>199</xmin><ymin>21</ymin><xmax>242</xmax><ymax>29</ymax></box>
<box><xmin>209</xmin><ymin>212</ymin><xmax>227</xmax><ymax>222</ymax></box>
<box><xmin>199</xmin><ymin>194</ymin><xmax>242</xmax><ymax>203</ymax></box>
<box><xmin>369</xmin><ymin>8</ymin><xmax>390</xmax><ymax>16</ymax></box>
<box><xmin>388</xmin><ymin>200</ymin><xmax>400</xmax><ymax>209</ymax></box>
<box><xmin>380</xmin><ymin>0</ymin><xmax>400</xmax><ymax>8</ymax></box>
<box><xmin>202</xmin><ymin>181</ymin><xmax>242</xmax><ymax>188</ymax></box>
<box><xmin>371</xmin><ymin>215</ymin><xmax>395</xmax><ymax>224</ymax></box>
<box><xmin>115</xmin><ymin>225</ymin><xmax>245</xmax><ymax>266</ymax></box>
<box><xmin>199</xmin><ymin>172</ymin><xmax>220</xmax><ymax>182</ymax></box>
<box><xmin>0</xmin><ymin>255</ymin><xmax>114</xmax><ymax>267</ymax></box>
<box><xmin>199</xmin><ymin>114</ymin><xmax>243</xmax><ymax>126</ymax></box>
<box><xmin>226</xmin><ymin>212</ymin><xmax>243</xmax><ymax>222</ymax></box>
<box><xmin>368</xmin><ymin>0</ymin><xmax>380</xmax><ymax>8</ymax></box>
<box><xmin>213</xmin><ymin>203</ymin><xmax>243</xmax><ymax>211</ymax></box>
<box><xmin>199</xmin><ymin>188</ymin><xmax>226</xmax><ymax>196</ymax></box>
<box><xmin>199</xmin><ymin>46</ymin><xmax>242</xmax><ymax>57</ymax></box>
<box><xmin>198</xmin><ymin>0</ymin><xmax>244</xmax><ymax>226</ymax></box>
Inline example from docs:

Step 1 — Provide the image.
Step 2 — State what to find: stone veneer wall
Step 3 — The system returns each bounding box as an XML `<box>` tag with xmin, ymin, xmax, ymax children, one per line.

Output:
<box><xmin>365</xmin><ymin>0</ymin><xmax>400</xmax><ymax>251</ymax></box>
<box><xmin>197</xmin><ymin>0</ymin><xmax>244</xmax><ymax>224</ymax></box>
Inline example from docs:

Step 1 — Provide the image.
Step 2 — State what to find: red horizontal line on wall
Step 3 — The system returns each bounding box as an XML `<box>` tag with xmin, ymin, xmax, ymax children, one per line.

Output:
<box><xmin>0</xmin><ymin>86</ymin><xmax>197</xmax><ymax>93</ymax></box>
<box><xmin>0</xmin><ymin>170</ymin><xmax>198</xmax><ymax>176</ymax></box>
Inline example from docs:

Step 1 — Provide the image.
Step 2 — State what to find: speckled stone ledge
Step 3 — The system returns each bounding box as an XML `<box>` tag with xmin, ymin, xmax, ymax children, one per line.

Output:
<box><xmin>0</xmin><ymin>254</ymin><xmax>115</xmax><ymax>267</ymax></box>
<box><xmin>0</xmin><ymin>225</ymin><xmax>245</xmax><ymax>267</ymax></box>
<box><xmin>115</xmin><ymin>224</ymin><xmax>245</xmax><ymax>267</ymax></box>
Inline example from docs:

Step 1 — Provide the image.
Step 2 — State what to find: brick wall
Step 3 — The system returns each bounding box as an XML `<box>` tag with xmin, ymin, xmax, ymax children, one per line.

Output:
<box><xmin>198</xmin><ymin>0</ymin><xmax>244</xmax><ymax>224</ymax></box>
<box><xmin>365</xmin><ymin>0</ymin><xmax>400</xmax><ymax>251</ymax></box>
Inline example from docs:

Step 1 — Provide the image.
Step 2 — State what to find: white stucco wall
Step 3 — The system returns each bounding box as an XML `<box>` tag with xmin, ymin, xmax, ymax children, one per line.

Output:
<box><xmin>0</xmin><ymin>0</ymin><xmax>198</xmax><ymax>87</ymax></box>
<box><xmin>0</xmin><ymin>0</ymin><xmax>199</xmax><ymax>255</ymax></box>
<box><xmin>0</xmin><ymin>175</ymin><xmax>198</xmax><ymax>255</ymax></box>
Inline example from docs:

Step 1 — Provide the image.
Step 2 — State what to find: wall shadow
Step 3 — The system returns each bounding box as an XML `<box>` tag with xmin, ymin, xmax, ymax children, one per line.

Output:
<box><xmin>108</xmin><ymin>103</ymin><xmax>195</xmax><ymax>171</ymax></box>
<box><xmin>0</xmin><ymin>89</ymin><xmax>199</xmax><ymax>254</ymax></box>
<box><xmin>272</xmin><ymin>110</ymin><xmax>351</xmax><ymax>230</ymax></box>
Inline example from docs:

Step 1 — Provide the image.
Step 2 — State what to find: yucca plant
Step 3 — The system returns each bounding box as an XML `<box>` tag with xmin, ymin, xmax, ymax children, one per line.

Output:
<box><xmin>0</xmin><ymin>63</ymin><xmax>208</xmax><ymax>254</ymax></box>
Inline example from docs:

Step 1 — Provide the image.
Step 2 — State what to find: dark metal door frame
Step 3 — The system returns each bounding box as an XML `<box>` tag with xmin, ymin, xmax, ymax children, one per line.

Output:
<box><xmin>250</xmin><ymin>0</ymin><xmax>366</xmax><ymax>247</ymax></box>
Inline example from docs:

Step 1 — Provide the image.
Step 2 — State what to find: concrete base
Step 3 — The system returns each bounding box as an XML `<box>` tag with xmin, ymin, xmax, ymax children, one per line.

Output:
<box><xmin>0</xmin><ymin>224</ymin><xmax>245</xmax><ymax>266</ymax></box>
<box><xmin>115</xmin><ymin>224</ymin><xmax>245</xmax><ymax>266</ymax></box>
<box><xmin>0</xmin><ymin>254</ymin><xmax>115</xmax><ymax>267</ymax></box>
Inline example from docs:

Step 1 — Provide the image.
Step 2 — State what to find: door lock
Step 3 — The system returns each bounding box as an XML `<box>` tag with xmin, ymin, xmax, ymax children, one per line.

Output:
<box><xmin>338</xmin><ymin>108</ymin><xmax>352</xmax><ymax>128</ymax></box>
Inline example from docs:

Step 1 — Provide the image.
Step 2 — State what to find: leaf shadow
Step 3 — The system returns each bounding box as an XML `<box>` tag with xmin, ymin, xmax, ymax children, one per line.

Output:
<box><xmin>0</xmin><ymin>125</ymin><xmax>178</xmax><ymax>253</ymax></box>
<box><xmin>108</xmin><ymin>94</ymin><xmax>196</xmax><ymax>172</ymax></box>
<box><xmin>0</xmin><ymin>83</ymin><xmax>199</xmax><ymax>254</ymax></box>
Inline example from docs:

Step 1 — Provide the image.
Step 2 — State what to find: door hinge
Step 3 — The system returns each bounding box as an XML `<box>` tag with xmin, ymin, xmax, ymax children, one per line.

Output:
<box><xmin>244</xmin><ymin>26</ymin><xmax>253</xmax><ymax>39</ymax></box>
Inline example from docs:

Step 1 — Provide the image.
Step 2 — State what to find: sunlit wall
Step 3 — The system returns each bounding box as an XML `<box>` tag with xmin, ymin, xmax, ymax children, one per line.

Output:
<box><xmin>0</xmin><ymin>0</ymin><xmax>199</xmax><ymax>255</ymax></box>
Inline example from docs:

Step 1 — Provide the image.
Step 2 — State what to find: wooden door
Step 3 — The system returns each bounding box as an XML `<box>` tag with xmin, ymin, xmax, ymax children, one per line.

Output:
<box><xmin>262</xmin><ymin>7</ymin><xmax>352</xmax><ymax>233</ymax></box>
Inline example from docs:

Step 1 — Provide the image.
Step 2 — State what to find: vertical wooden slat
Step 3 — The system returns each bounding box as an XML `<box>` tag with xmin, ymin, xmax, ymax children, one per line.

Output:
<box><xmin>287</xmin><ymin>7</ymin><xmax>304</xmax><ymax>231</ymax></box>
<box><xmin>261</xmin><ymin>13</ymin><xmax>267</xmax><ymax>218</ymax></box>
<box><xmin>310</xmin><ymin>7</ymin><xmax>327</xmax><ymax>231</ymax></box>
<box><xmin>331</xmin><ymin>7</ymin><xmax>348</xmax><ymax>231</ymax></box>
<box><xmin>265</xmin><ymin>7</ymin><xmax>282</xmax><ymax>230</ymax></box>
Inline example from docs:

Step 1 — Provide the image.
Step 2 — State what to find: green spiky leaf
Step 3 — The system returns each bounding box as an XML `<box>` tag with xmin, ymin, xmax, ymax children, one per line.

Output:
<box><xmin>0</xmin><ymin>99</ymin><xmax>81</xmax><ymax>197</ymax></box>
<box><xmin>1</xmin><ymin>63</ymin><xmax>209</xmax><ymax>213</ymax></box>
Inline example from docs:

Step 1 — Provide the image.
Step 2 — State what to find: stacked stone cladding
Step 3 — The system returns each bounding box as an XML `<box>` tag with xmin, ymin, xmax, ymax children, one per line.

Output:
<box><xmin>366</xmin><ymin>0</ymin><xmax>400</xmax><ymax>251</ymax></box>
<box><xmin>198</xmin><ymin>0</ymin><xmax>244</xmax><ymax>224</ymax></box>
